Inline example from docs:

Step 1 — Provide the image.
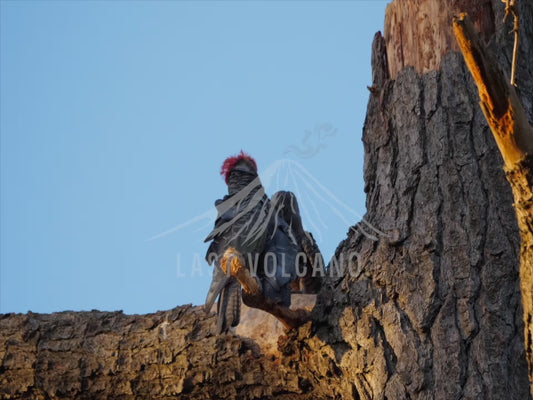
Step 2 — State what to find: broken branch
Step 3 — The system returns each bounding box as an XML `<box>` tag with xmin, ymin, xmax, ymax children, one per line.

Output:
<box><xmin>502</xmin><ymin>0</ymin><xmax>520</xmax><ymax>86</ymax></box>
<box><xmin>453</xmin><ymin>13</ymin><xmax>533</xmax><ymax>169</ymax></box>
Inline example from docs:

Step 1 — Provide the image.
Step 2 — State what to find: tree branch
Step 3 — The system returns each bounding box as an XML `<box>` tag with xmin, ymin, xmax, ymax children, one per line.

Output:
<box><xmin>502</xmin><ymin>0</ymin><xmax>520</xmax><ymax>86</ymax></box>
<box><xmin>453</xmin><ymin>13</ymin><xmax>533</xmax><ymax>169</ymax></box>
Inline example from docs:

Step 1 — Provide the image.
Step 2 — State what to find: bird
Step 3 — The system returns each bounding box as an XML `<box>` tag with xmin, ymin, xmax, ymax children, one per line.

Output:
<box><xmin>204</xmin><ymin>151</ymin><xmax>323</xmax><ymax>333</ymax></box>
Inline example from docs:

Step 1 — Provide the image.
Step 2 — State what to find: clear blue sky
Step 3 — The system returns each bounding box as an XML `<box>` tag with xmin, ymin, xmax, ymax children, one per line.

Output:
<box><xmin>1</xmin><ymin>1</ymin><xmax>387</xmax><ymax>314</ymax></box>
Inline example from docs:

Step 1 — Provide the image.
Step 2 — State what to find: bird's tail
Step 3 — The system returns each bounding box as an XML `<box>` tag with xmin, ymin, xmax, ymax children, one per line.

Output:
<box><xmin>216</xmin><ymin>279</ymin><xmax>241</xmax><ymax>334</ymax></box>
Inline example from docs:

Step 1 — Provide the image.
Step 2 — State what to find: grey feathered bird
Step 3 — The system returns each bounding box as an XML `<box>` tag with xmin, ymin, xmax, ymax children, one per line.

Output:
<box><xmin>204</xmin><ymin>151</ymin><xmax>322</xmax><ymax>333</ymax></box>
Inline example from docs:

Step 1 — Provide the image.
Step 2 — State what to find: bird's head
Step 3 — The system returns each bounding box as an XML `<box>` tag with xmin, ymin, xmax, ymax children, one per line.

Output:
<box><xmin>220</xmin><ymin>151</ymin><xmax>258</xmax><ymax>184</ymax></box>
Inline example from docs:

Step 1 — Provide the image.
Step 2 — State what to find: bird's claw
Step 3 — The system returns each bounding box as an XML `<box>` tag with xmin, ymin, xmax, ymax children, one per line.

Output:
<box><xmin>220</xmin><ymin>247</ymin><xmax>245</xmax><ymax>278</ymax></box>
<box><xmin>221</xmin><ymin>247</ymin><xmax>262</xmax><ymax>296</ymax></box>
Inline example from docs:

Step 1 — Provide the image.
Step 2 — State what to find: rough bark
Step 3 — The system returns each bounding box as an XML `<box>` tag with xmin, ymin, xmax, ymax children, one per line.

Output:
<box><xmin>506</xmin><ymin>155</ymin><xmax>533</xmax><ymax>396</ymax></box>
<box><xmin>507</xmin><ymin>154</ymin><xmax>533</xmax><ymax>395</ymax></box>
<box><xmin>1</xmin><ymin>0</ymin><xmax>532</xmax><ymax>399</ymax></box>
<box><xmin>314</xmin><ymin>37</ymin><xmax>529</xmax><ymax>400</ymax></box>
<box><xmin>0</xmin><ymin>306</ymin><xmax>309</xmax><ymax>400</ymax></box>
<box><xmin>453</xmin><ymin>12</ymin><xmax>533</xmax><ymax>394</ymax></box>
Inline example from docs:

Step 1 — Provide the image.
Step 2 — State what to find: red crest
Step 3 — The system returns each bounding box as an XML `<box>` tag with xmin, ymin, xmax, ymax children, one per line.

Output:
<box><xmin>220</xmin><ymin>151</ymin><xmax>257</xmax><ymax>184</ymax></box>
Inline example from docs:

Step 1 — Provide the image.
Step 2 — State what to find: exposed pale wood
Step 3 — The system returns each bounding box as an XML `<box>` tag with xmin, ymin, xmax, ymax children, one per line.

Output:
<box><xmin>385</xmin><ymin>0</ymin><xmax>498</xmax><ymax>79</ymax></box>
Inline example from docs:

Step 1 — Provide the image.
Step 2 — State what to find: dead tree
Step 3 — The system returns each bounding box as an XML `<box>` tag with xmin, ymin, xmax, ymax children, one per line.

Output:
<box><xmin>454</xmin><ymin>11</ymin><xmax>533</xmax><ymax>395</ymax></box>
<box><xmin>1</xmin><ymin>1</ymin><xmax>532</xmax><ymax>399</ymax></box>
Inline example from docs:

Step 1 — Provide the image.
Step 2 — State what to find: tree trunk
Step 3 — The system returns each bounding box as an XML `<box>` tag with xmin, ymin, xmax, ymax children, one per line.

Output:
<box><xmin>1</xmin><ymin>1</ymin><xmax>531</xmax><ymax>399</ymax></box>
<box><xmin>453</xmin><ymin>10</ymin><xmax>533</xmax><ymax>395</ymax></box>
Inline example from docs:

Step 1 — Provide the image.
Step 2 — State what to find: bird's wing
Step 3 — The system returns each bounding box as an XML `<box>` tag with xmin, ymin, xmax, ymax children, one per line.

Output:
<box><xmin>204</xmin><ymin>195</ymin><xmax>234</xmax><ymax>244</ymax></box>
<box><xmin>258</xmin><ymin>215</ymin><xmax>301</xmax><ymax>307</ymax></box>
<box><xmin>271</xmin><ymin>191</ymin><xmax>324</xmax><ymax>294</ymax></box>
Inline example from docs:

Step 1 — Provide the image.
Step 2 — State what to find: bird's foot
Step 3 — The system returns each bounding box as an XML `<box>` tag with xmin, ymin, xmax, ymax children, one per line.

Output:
<box><xmin>220</xmin><ymin>247</ymin><xmax>244</xmax><ymax>277</ymax></box>
<box><xmin>221</xmin><ymin>247</ymin><xmax>312</xmax><ymax>330</ymax></box>
<box><xmin>273</xmin><ymin>306</ymin><xmax>312</xmax><ymax>331</ymax></box>
<box><xmin>242</xmin><ymin>291</ymin><xmax>312</xmax><ymax>331</ymax></box>
<box><xmin>221</xmin><ymin>247</ymin><xmax>261</xmax><ymax>296</ymax></box>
